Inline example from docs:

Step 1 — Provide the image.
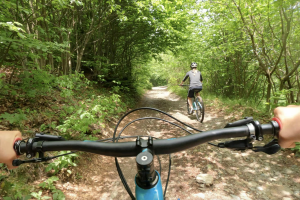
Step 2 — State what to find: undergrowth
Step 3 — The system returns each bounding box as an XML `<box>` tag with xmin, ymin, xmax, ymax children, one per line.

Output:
<box><xmin>169</xmin><ymin>84</ymin><xmax>272</xmax><ymax>122</ymax></box>
<box><xmin>0</xmin><ymin>71</ymin><xmax>138</xmax><ymax>199</ymax></box>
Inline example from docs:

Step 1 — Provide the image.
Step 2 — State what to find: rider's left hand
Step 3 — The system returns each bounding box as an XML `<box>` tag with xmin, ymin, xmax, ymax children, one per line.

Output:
<box><xmin>0</xmin><ymin>131</ymin><xmax>22</xmax><ymax>169</ymax></box>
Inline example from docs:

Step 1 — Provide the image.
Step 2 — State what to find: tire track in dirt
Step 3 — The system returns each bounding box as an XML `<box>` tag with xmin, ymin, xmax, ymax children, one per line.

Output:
<box><xmin>58</xmin><ymin>86</ymin><xmax>300</xmax><ymax>200</ymax></box>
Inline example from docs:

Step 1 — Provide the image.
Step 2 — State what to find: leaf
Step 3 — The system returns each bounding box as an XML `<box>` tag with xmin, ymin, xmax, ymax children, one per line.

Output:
<box><xmin>13</xmin><ymin>22</ymin><xmax>23</xmax><ymax>27</ymax></box>
<box><xmin>49</xmin><ymin>176</ymin><xmax>59</xmax><ymax>182</ymax></box>
<box><xmin>23</xmin><ymin>195</ymin><xmax>32</xmax><ymax>200</ymax></box>
<box><xmin>45</xmin><ymin>165</ymin><xmax>52</xmax><ymax>172</ymax></box>
<box><xmin>42</xmin><ymin>196</ymin><xmax>51</xmax><ymax>199</ymax></box>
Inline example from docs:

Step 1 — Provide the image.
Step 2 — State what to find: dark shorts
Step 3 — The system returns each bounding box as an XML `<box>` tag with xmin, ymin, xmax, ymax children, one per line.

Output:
<box><xmin>188</xmin><ymin>86</ymin><xmax>202</xmax><ymax>98</ymax></box>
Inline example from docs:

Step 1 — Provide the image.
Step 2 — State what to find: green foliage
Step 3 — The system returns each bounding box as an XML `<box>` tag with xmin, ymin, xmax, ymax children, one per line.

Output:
<box><xmin>146</xmin><ymin>59</ymin><xmax>168</xmax><ymax>87</ymax></box>
<box><xmin>0</xmin><ymin>73</ymin><xmax>6</xmax><ymax>89</ymax></box>
<box><xmin>150</xmin><ymin>75</ymin><xmax>168</xmax><ymax>87</ymax></box>
<box><xmin>0</xmin><ymin>21</ymin><xmax>26</xmax><ymax>38</ymax></box>
<box><xmin>3</xmin><ymin>196</ymin><xmax>32</xmax><ymax>200</ymax></box>
<box><xmin>40</xmin><ymin>121</ymin><xmax>57</xmax><ymax>132</ymax></box>
<box><xmin>45</xmin><ymin>152</ymin><xmax>78</xmax><ymax>174</ymax></box>
<box><xmin>33</xmin><ymin>176</ymin><xmax>65</xmax><ymax>200</ymax></box>
<box><xmin>18</xmin><ymin>70</ymin><xmax>55</xmax><ymax>98</ymax></box>
<box><xmin>0</xmin><ymin>112</ymin><xmax>27</xmax><ymax>125</ymax></box>
<box><xmin>0</xmin><ymin>76</ymin><xmax>134</xmax><ymax>199</ymax></box>
<box><xmin>38</xmin><ymin>176</ymin><xmax>59</xmax><ymax>190</ymax></box>
<box><xmin>55</xmin><ymin>72</ymin><xmax>90</xmax><ymax>97</ymax></box>
<box><xmin>1</xmin><ymin>0</ymin><xmax>191</xmax><ymax>94</ymax></box>
<box><xmin>168</xmin><ymin>82</ymin><xmax>189</xmax><ymax>99</ymax></box>
<box><xmin>292</xmin><ymin>143</ymin><xmax>300</xmax><ymax>157</ymax></box>
<box><xmin>111</xmin><ymin>80</ymin><xmax>130</xmax><ymax>93</ymax></box>
<box><xmin>0</xmin><ymin>69</ymin><xmax>55</xmax><ymax>100</ymax></box>
<box><xmin>269</xmin><ymin>88</ymin><xmax>298</xmax><ymax>109</ymax></box>
<box><xmin>1</xmin><ymin>179</ymin><xmax>32</xmax><ymax>200</ymax></box>
<box><xmin>30</xmin><ymin>191</ymin><xmax>50</xmax><ymax>200</ymax></box>
<box><xmin>146</xmin><ymin>0</ymin><xmax>300</xmax><ymax>108</ymax></box>
<box><xmin>132</xmin><ymin>63</ymin><xmax>153</xmax><ymax>92</ymax></box>
<box><xmin>52</xmin><ymin>190</ymin><xmax>65</xmax><ymax>200</ymax></box>
<box><xmin>57</xmin><ymin>94</ymin><xmax>126</xmax><ymax>138</ymax></box>
<box><xmin>0</xmin><ymin>110</ymin><xmax>27</xmax><ymax>131</ymax></box>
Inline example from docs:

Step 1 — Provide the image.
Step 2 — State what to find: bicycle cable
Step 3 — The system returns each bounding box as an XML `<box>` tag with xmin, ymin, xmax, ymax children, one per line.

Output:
<box><xmin>116</xmin><ymin>117</ymin><xmax>197</xmax><ymax>142</ymax></box>
<box><xmin>113</xmin><ymin>107</ymin><xmax>202</xmax><ymax>141</ymax></box>
<box><xmin>164</xmin><ymin>154</ymin><xmax>171</xmax><ymax>198</ymax></box>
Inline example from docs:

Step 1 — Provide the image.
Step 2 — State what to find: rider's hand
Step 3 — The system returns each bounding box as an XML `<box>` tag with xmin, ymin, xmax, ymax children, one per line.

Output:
<box><xmin>274</xmin><ymin>105</ymin><xmax>300</xmax><ymax>148</ymax></box>
<box><xmin>0</xmin><ymin>131</ymin><xmax>22</xmax><ymax>169</ymax></box>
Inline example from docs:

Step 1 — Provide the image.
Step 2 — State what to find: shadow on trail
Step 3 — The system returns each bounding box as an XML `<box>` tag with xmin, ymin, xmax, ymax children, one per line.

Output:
<box><xmin>58</xmin><ymin>86</ymin><xmax>300</xmax><ymax>200</ymax></box>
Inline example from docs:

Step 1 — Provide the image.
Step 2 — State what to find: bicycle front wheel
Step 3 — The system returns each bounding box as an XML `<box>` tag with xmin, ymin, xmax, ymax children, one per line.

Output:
<box><xmin>195</xmin><ymin>97</ymin><xmax>205</xmax><ymax>123</ymax></box>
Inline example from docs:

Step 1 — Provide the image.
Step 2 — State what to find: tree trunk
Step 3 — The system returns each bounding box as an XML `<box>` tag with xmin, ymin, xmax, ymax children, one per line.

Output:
<box><xmin>265</xmin><ymin>73</ymin><xmax>272</xmax><ymax>110</ymax></box>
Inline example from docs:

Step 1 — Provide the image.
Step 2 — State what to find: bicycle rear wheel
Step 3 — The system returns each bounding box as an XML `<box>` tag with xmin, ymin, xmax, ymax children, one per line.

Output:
<box><xmin>195</xmin><ymin>97</ymin><xmax>205</xmax><ymax>123</ymax></box>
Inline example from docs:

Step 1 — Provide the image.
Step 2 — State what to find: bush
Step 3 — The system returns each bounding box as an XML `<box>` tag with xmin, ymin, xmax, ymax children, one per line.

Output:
<box><xmin>57</xmin><ymin>94</ymin><xmax>126</xmax><ymax>139</ymax></box>
<box><xmin>18</xmin><ymin>70</ymin><xmax>55</xmax><ymax>98</ymax></box>
<box><xmin>45</xmin><ymin>151</ymin><xmax>78</xmax><ymax>174</ymax></box>
<box><xmin>31</xmin><ymin>176</ymin><xmax>65</xmax><ymax>200</ymax></box>
<box><xmin>292</xmin><ymin>143</ymin><xmax>300</xmax><ymax>157</ymax></box>
<box><xmin>55</xmin><ymin>71</ymin><xmax>91</xmax><ymax>97</ymax></box>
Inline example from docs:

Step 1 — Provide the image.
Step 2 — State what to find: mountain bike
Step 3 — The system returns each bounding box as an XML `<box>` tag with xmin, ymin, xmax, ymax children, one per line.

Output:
<box><xmin>180</xmin><ymin>85</ymin><xmax>205</xmax><ymax>122</ymax></box>
<box><xmin>13</xmin><ymin>107</ymin><xmax>281</xmax><ymax>200</ymax></box>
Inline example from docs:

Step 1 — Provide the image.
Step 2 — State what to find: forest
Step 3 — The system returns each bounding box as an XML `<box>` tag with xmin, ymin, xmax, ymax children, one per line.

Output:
<box><xmin>1</xmin><ymin>0</ymin><xmax>300</xmax><ymax>199</ymax></box>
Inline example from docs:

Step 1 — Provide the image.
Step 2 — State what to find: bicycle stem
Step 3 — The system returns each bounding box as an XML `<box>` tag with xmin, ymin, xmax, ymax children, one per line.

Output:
<box><xmin>135</xmin><ymin>137</ymin><xmax>164</xmax><ymax>199</ymax></box>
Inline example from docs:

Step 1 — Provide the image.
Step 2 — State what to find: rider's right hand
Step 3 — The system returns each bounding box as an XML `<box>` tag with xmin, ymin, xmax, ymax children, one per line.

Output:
<box><xmin>274</xmin><ymin>105</ymin><xmax>300</xmax><ymax>148</ymax></box>
<box><xmin>0</xmin><ymin>131</ymin><xmax>22</xmax><ymax>169</ymax></box>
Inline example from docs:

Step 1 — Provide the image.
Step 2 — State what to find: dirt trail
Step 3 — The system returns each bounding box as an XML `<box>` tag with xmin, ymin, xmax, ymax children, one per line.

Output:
<box><xmin>57</xmin><ymin>86</ymin><xmax>300</xmax><ymax>200</ymax></box>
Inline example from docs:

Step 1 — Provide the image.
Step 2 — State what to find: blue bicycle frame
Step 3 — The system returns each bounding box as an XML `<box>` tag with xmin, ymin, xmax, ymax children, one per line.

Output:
<box><xmin>87</xmin><ymin>139</ymin><xmax>165</xmax><ymax>200</ymax></box>
<box><xmin>193</xmin><ymin>99</ymin><xmax>202</xmax><ymax>111</ymax></box>
<box><xmin>135</xmin><ymin>172</ymin><xmax>163</xmax><ymax>200</ymax></box>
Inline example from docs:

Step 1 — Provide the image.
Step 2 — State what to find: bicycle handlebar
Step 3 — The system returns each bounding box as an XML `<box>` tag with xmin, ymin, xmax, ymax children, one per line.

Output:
<box><xmin>14</xmin><ymin>122</ymin><xmax>279</xmax><ymax>159</ymax></box>
<box><xmin>13</xmin><ymin>107</ymin><xmax>281</xmax><ymax>200</ymax></box>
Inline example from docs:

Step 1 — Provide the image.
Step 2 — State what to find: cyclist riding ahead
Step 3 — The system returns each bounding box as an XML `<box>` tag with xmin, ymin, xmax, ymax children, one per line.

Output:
<box><xmin>180</xmin><ymin>62</ymin><xmax>203</xmax><ymax>115</ymax></box>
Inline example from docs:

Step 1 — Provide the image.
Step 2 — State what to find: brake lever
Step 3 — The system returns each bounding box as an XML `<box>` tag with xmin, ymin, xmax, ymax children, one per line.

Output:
<box><xmin>217</xmin><ymin>138</ymin><xmax>253</xmax><ymax>150</ymax></box>
<box><xmin>12</xmin><ymin>157</ymin><xmax>54</xmax><ymax>166</ymax></box>
<box><xmin>13</xmin><ymin>151</ymin><xmax>76</xmax><ymax>166</ymax></box>
<box><xmin>217</xmin><ymin>139</ymin><xmax>281</xmax><ymax>155</ymax></box>
<box><xmin>221</xmin><ymin>117</ymin><xmax>281</xmax><ymax>155</ymax></box>
<box><xmin>253</xmin><ymin>139</ymin><xmax>281</xmax><ymax>155</ymax></box>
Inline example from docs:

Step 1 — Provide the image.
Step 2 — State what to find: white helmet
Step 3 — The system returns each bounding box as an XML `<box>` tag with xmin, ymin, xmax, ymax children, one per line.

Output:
<box><xmin>190</xmin><ymin>62</ymin><xmax>197</xmax><ymax>69</ymax></box>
